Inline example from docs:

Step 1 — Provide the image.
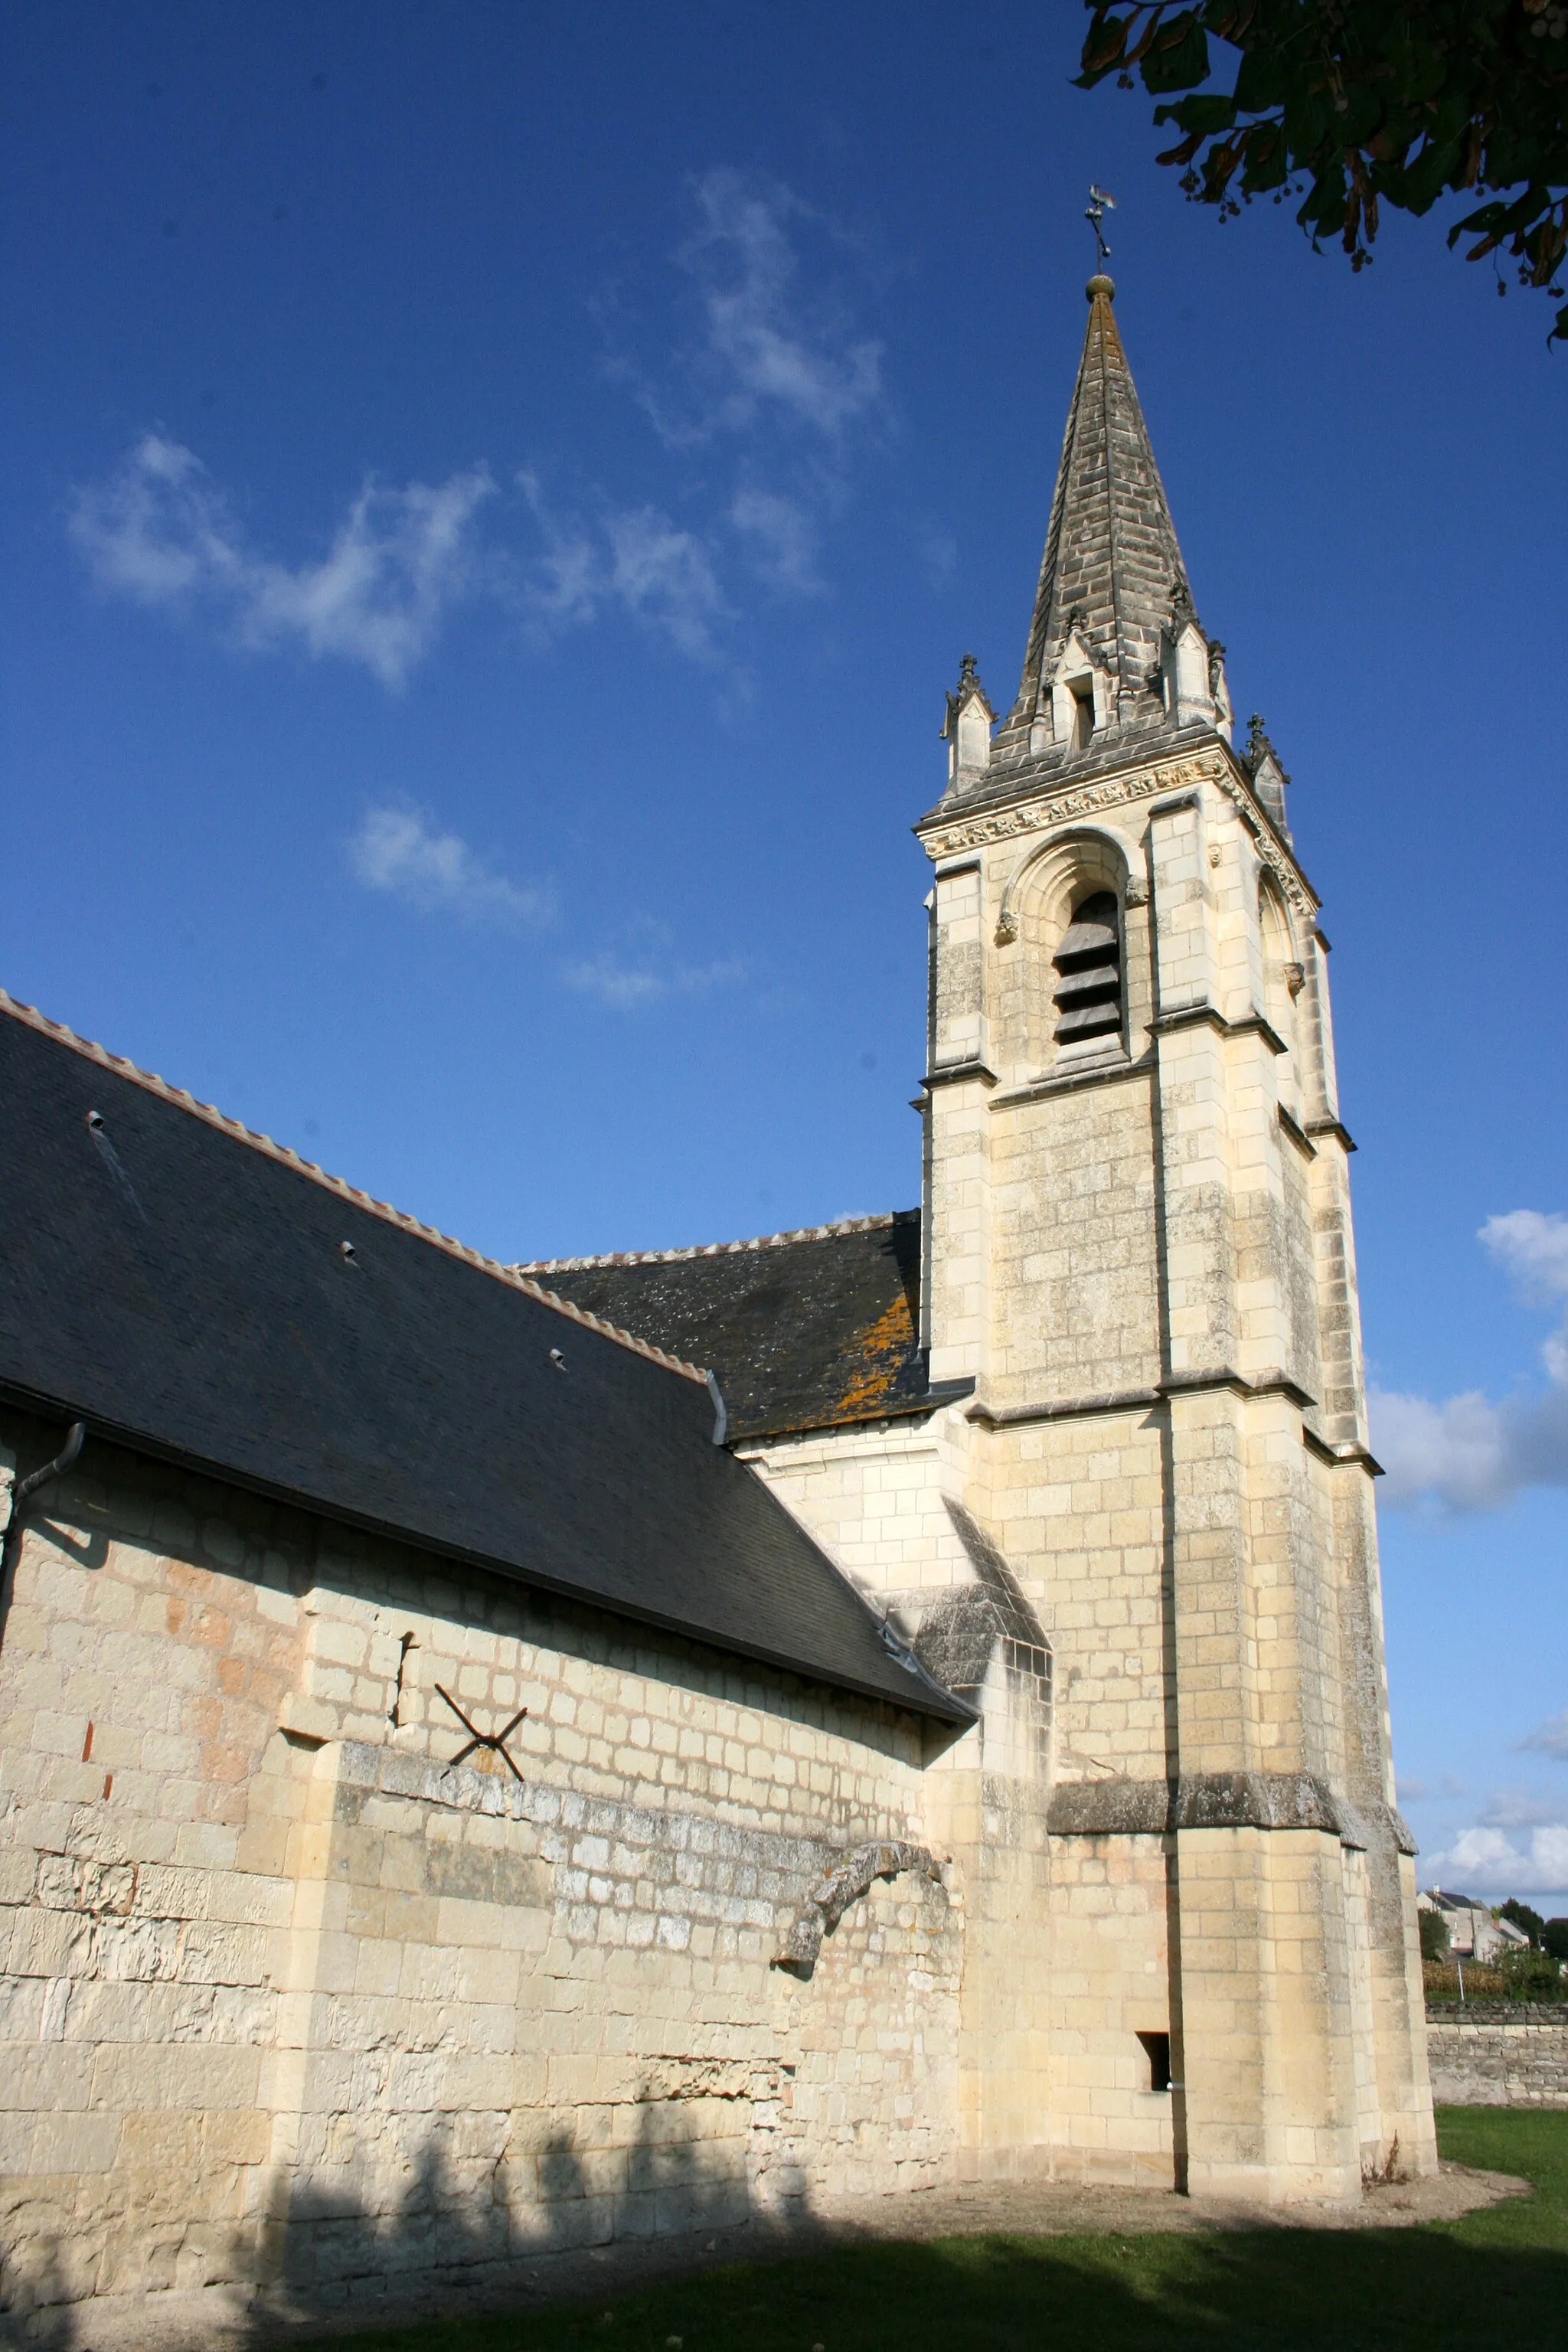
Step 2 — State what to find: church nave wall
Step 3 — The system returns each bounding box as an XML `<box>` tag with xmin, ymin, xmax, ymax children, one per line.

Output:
<box><xmin>0</xmin><ymin>1423</ymin><xmax>962</xmax><ymax>2342</ymax></box>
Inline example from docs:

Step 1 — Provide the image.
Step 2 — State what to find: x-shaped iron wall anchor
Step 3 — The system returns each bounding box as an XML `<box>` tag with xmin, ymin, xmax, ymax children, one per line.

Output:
<box><xmin>433</xmin><ymin>1684</ymin><xmax>528</xmax><ymax>1782</ymax></box>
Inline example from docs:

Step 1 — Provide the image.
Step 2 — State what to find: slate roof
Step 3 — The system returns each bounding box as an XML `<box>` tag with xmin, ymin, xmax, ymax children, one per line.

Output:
<box><xmin>0</xmin><ymin>994</ymin><xmax>965</xmax><ymax>1722</ymax></box>
<box><xmin>516</xmin><ymin>1213</ymin><xmax>949</xmax><ymax>1442</ymax></box>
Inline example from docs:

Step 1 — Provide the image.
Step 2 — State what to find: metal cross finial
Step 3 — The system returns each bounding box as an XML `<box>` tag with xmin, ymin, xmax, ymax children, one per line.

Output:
<box><xmin>1086</xmin><ymin>184</ymin><xmax>1116</xmax><ymax>267</ymax></box>
<box><xmin>433</xmin><ymin>1683</ymin><xmax>529</xmax><ymax>1782</ymax></box>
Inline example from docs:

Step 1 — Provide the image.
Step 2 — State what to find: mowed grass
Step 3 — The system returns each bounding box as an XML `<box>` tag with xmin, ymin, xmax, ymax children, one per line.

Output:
<box><xmin>308</xmin><ymin>2109</ymin><xmax>1568</xmax><ymax>2352</ymax></box>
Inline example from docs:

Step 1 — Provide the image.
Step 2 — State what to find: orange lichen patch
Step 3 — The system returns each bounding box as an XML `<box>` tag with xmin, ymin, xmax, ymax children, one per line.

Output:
<box><xmin>832</xmin><ymin>1291</ymin><xmax>918</xmax><ymax>1420</ymax></box>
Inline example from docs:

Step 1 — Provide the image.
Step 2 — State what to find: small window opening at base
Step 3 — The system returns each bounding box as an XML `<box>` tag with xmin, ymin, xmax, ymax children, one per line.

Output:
<box><xmin>1138</xmin><ymin>2030</ymin><xmax>1172</xmax><ymax>2092</ymax></box>
<box><xmin>1053</xmin><ymin>890</ymin><xmax>1122</xmax><ymax>1044</ymax></box>
<box><xmin>1070</xmin><ymin>677</ymin><xmax>1095</xmax><ymax>748</ymax></box>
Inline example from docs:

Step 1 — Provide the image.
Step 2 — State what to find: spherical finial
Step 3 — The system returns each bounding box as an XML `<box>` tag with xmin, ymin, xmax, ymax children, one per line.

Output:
<box><xmin>1086</xmin><ymin>272</ymin><xmax>1116</xmax><ymax>302</ymax></box>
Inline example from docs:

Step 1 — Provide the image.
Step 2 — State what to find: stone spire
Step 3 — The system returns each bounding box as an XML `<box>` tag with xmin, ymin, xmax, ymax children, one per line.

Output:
<box><xmin>989</xmin><ymin>273</ymin><xmax>1230</xmax><ymax>770</ymax></box>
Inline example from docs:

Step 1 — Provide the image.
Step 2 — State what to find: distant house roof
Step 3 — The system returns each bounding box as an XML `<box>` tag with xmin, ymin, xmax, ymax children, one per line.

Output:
<box><xmin>515</xmin><ymin>1212</ymin><xmax>958</xmax><ymax>1442</ymax></box>
<box><xmin>0</xmin><ymin>994</ymin><xmax>966</xmax><ymax>1723</ymax></box>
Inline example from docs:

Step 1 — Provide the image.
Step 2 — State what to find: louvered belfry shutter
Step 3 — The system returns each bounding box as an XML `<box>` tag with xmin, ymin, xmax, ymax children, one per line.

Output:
<box><xmin>1052</xmin><ymin>891</ymin><xmax>1122</xmax><ymax>1044</ymax></box>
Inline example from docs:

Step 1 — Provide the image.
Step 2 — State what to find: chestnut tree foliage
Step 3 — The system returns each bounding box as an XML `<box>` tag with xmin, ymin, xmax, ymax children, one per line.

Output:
<box><xmin>1076</xmin><ymin>2</ymin><xmax>1568</xmax><ymax>343</ymax></box>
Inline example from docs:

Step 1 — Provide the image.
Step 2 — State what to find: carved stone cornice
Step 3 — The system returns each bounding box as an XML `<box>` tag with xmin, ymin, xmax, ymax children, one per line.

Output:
<box><xmin>918</xmin><ymin>747</ymin><xmax>1318</xmax><ymax>917</ymax></box>
<box><xmin>918</xmin><ymin>753</ymin><xmax>1223</xmax><ymax>860</ymax></box>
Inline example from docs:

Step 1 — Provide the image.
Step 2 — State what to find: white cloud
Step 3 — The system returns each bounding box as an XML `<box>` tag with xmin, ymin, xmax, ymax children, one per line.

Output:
<box><xmin>605</xmin><ymin>508</ymin><xmax>727</xmax><ymax>658</ymax></box>
<box><xmin>1370</xmin><ymin>1207</ymin><xmax>1568</xmax><ymax>1511</ymax></box>
<box><xmin>1397</xmin><ymin>1772</ymin><xmax>1467</xmax><ymax>1805</ymax></box>
<box><xmin>911</xmin><ymin>521</ymin><xmax>958</xmax><ymax>588</ymax></box>
<box><xmin>730</xmin><ymin>488</ymin><xmax>822</xmax><ymax>594</ymax></box>
<box><xmin>1485</xmin><ymin>1210</ymin><xmax>1568</xmax><ymax>1380</ymax></box>
<box><xmin>70</xmin><ymin>435</ymin><xmax>493</xmax><ymax>688</ymax></box>
<box><xmin>1479</xmin><ymin>1785</ymin><xmax>1568</xmax><ymax>1828</ymax></box>
<box><xmin>514</xmin><ymin>475</ymin><xmax>728</xmax><ymax>660</ymax></box>
<box><xmin>1485</xmin><ymin>1208</ymin><xmax>1568</xmax><ymax>1301</ymax></box>
<box><xmin>1422</xmin><ymin>1822</ymin><xmax>1568</xmax><ymax>1898</ymax></box>
<box><xmin>347</xmin><ymin>804</ymin><xmax>554</xmax><ymax>932</ymax></box>
<box><xmin>1521</xmin><ymin>1709</ymin><xmax>1568</xmax><ymax>1762</ymax></box>
<box><xmin>562</xmin><ymin>934</ymin><xmax>745</xmax><ymax>1011</ymax></box>
<box><xmin>666</xmin><ymin>169</ymin><xmax>884</xmax><ymax>446</ymax></box>
<box><xmin>73</xmin><ymin>171</ymin><xmax>888</xmax><ymax>687</ymax></box>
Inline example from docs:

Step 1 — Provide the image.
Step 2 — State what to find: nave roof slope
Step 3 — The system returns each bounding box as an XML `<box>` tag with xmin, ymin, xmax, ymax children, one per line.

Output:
<box><xmin>0</xmin><ymin>995</ymin><xmax>965</xmax><ymax>1722</ymax></box>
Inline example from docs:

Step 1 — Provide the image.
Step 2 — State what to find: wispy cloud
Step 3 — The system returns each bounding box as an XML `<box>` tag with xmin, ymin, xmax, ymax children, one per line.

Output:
<box><xmin>562</xmin><ymin>921</ymin><xmax>744</xmax><ymax>1011</ymax></box>
<box><xmin>1479</xmin><ymin>1784</ymin><xmax>1568</xmax><ymax>1828</ymax></box>
<box><xmin>590</xmin><ymin>168</ymin><xmax>887</xmax><ymax>616</ymax></box>
<box><xmin>1521</xmin><ymin>1710</ymin><xmax>1568</xmax><ymax>1762</ymax></box>
<box><xmin>71</xmin><ymin>172</ymin><xmax>891</xmax><ymax>686</ymax></box>
<box><xmin>1421</xmin><ymin>1821</ymin><xmax>1568</xmax><ymax>1898</ymax></box>
<box><xmin>70</xmin><ymin>434</ymin><xmax>493</xmax><ymax>688</ymax></box>
<box><xmin>730</xmin><ymin>488</ymin><xmax>822</xmax><ymax>594</ymax></box>
<box><xmin>514</xmin><ymin>475</ymin><xmax>728</xmax><ymax>659</ymax></box>
<box><xmin>1371</xmin><ymin>1210</ymin><xmax>1568</xmax><ymax>1511</ymax></box>
<box><xmin>1397</xmin><ymin>1772</ymin><xmax>1467</xmax><ymax>1804</ymax></box>
<box><xmin>605</xmin><ymin>506</ymin><xmax>727</xmax><ymax>658</ymax></box>
<box><xmin>347</xmin><ymin>803</ymin><xmax>554</xmax><ymax>932</ymax></box>
<box><xmin>671</xmin><ymin>169</ymin><xmax>884</xmax><ymax>445</ymax></box>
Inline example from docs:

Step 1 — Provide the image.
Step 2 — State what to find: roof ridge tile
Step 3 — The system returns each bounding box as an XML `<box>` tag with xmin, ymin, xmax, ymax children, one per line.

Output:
<box><xmin>513</xmin><ymin>1210</ymin><xmax>908</xmax><ymax>1275</ymax></box>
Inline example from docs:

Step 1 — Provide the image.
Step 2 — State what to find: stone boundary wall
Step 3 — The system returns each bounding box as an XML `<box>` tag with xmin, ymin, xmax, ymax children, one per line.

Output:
<box><xmin>1424</xmin><ymin>2004</ymin><xmax>1568</xmax><ymax>2109</ymax></box>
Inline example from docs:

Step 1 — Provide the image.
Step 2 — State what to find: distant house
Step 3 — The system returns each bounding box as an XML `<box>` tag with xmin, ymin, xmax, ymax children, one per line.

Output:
<box><xmin>1418</xmin><ymin>1889</ymin><xmax>1531</xmax><ymax>1963</ymax></box>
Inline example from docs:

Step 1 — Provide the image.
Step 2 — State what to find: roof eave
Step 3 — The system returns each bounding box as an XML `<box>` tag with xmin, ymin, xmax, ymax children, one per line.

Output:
<box><xmin>0</xmin><ymin>1375</ymin><xmax>974</xmax><ymax>1728</ymax></box>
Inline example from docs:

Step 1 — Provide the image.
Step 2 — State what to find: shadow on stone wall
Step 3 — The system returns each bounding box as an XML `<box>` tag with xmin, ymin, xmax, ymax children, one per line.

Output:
<box><xmin>0</xmin><ymin>2107</ymin><xmax>775</xmax><ymax>2348</ymax></box>
<box><xmin>237</xmin><ymin>2097</ymin><xmax>777</xmax><ymax>2341</ymax></box>
<box><xmin>2</xmin><ymin>2238</ymin><xmax>87</xmax><ymax>2352</ymax></box>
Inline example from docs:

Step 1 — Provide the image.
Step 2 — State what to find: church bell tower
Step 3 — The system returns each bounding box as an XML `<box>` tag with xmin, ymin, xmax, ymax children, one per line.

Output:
<box><xmin>916</xmin><ymin>269</ymin><xmax>1435</xmax><ymax>2201</ymax></box>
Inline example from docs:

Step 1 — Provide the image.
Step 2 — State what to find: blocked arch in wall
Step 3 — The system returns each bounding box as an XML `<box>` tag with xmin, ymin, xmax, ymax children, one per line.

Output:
<box><xmin>996</xmin><ymin>827</ymin><xmax>1132</xmax><ymax>1079</ymax></box>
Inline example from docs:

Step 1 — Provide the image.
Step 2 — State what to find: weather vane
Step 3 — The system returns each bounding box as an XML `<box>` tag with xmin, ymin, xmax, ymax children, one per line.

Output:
<box><xmin>1086</xmin><ymin>184</ymin><xmax>1116</xmax><ymax>269</ymax></box>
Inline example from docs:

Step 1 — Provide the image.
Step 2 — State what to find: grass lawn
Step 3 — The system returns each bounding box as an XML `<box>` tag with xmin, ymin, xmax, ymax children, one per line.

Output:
<box><xmin>305</xmin><ymin>2109</ymin><xmax>1568</xmax><ymax>2352</ymax></box>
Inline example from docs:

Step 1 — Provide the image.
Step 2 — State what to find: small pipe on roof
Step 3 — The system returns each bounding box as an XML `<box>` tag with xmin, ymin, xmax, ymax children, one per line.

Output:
<box><xmin>706</xmin><ymin>1372</ymin><xmax>728</xmax><ymax>1447</ymax></box>
<box><xmin>0</xmin><ymin>1419</ymin><xmax>87</xmax><ymax>1655</ymax></box>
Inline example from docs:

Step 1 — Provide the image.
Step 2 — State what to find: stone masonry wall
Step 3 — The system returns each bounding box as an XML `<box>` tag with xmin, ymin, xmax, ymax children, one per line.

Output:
<box><xmin>0</xmin><ymin>1422</ymin><xmax>961</xmax><ymax>2341</ymax></box>
<box><xmin>1424</xmin><ymin>2007</ymin><xmax>1568</xmax><ymax>2109</ymax></box>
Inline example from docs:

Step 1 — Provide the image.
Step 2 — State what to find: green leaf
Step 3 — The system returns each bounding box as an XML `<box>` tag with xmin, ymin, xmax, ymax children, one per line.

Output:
<box><xmin>1142</xmin><ymin>17</ymin><xmax>1210</xmax><ymax>95</ymax></box>
<box><xmin>1163</xmin><ymin>93</ymin><xmax>1239</xmax><ymax>135</ymax></box>
<box><xmin>1231</xmin><ymin>47</ymin><xmax>1283</xmax><ymax>115</ymax></box>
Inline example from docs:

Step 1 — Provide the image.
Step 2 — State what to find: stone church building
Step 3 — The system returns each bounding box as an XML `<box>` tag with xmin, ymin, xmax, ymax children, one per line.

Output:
<box><xmin>0</xmin><ymin>274</ymin><xmax>1434</xmax><ymax>2340</ymax></box>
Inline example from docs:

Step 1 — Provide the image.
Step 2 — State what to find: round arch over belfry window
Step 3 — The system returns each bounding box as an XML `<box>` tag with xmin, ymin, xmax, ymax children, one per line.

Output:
<box><xmin>1053</xmin><ymin>892</ymin><xmax>1121</xmax><ymax>1044</ymax></box>
<box><xmin>995</xmin><ymin>825</ymin><xmax>1132</xmax><ymax>1075</ymax></box>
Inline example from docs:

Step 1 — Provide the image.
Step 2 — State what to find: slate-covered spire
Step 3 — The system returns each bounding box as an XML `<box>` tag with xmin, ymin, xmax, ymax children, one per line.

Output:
<box><xmin>991</xmin><ymin>272</ymin><xmax>1230</xmax><ymax>768</ymax></box>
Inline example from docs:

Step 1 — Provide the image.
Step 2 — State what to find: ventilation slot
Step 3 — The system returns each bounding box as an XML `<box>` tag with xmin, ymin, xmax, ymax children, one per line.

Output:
<box><xmin>1053</xmin><ymin>890</ymin><xmax>1122</xmax><ymax>1044</ymax></box>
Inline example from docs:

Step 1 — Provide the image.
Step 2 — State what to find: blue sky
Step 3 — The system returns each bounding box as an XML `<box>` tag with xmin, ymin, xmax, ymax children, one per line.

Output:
<box><xmin>4</xmin><ymin>0</ymin><xmax>1566</xmax><ymax>1909</ymax></box>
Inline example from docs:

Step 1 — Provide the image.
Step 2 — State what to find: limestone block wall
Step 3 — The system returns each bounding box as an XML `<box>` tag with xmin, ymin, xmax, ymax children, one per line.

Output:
<box><xmin>1044</xmin><ymin>1833</ymin><xmax>1175</xmax><ymax>2184</ymax></box>
<box><xmin>1424</xmin><ymin>2007</ymin><xmax>1568</xmax><ymax>2109</ymax></box>
<box><xmin>987</xmin><ymin>1080</ymin><xmax>1160</xmax><ymax>1409</ymax></box>
<box><xmin>0</xmin><ymin>1422</ymin><xmax>961</xmax><ymax>2340</ymax></box>
<box><xmin>740</xmin><ymin>1411</ymin><xmax>1057</xmax><ymax>2184</ymax></box>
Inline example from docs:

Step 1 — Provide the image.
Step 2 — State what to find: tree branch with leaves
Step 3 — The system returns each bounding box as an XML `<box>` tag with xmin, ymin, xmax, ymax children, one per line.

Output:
<box><xmin>1076</xmin><ymin>2</ymin><xmax>1568</xmax><ymax>342</ymax></box>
